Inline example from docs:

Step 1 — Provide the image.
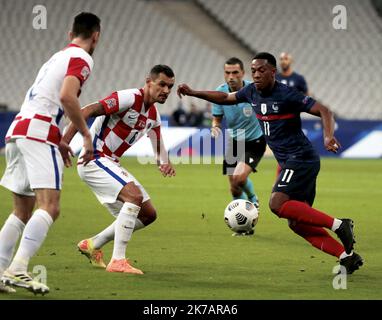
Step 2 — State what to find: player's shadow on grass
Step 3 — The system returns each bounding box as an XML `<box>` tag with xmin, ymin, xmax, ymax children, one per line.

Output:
<box><xmin>146</xmin><ymin>272</ymin><xmax>252</xmax><ymax>290</ymax></box>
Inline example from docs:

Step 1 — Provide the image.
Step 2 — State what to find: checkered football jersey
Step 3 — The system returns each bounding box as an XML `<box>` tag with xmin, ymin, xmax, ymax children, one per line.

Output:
<box><xmin>5</xmin><ymin>44</ymin><xmax>93</xmax><ymax>147</ymax></box>
<box><xmin>86</xmin><ymin>88</ymin><xmax>161</xmax><ymax>162</ymax></box>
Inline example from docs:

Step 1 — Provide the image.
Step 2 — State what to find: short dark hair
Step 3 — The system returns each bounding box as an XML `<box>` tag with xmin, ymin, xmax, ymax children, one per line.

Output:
<box><xmin>72</xmin><ymin>12</ymin><xmax>101</xmax><ymax>39</ymax></box>
<box><xmin>225</xmin><ymin>57</ymin><xmax>244</xmax><ymax>70</ymax></box>
<box><xmin>253</xmin><ymin>52</ymin><xmax>277</xmax><ymax>68</ymax></box>
<box><xmin>150</xmin><ymin>65</ymin><xmax>175</xmax><ymax>78</ymax></box>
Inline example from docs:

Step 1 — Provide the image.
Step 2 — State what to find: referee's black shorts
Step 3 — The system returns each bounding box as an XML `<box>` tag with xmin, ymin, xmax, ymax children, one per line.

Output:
<box><xmin>223</xmin><ymin>136</ymin><xmax>266</xmax><ymax>175</ymax></box>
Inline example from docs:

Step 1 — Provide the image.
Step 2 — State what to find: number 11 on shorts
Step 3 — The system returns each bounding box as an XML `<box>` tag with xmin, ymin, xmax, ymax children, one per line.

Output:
<box><xmin>281</xmin><ymin>169</ymin><xmax>294</xmax><ymax>183</ymax></box>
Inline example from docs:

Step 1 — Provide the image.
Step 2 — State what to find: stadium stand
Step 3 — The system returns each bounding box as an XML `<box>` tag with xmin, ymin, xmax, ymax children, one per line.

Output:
<box><xmin>0</xmin><ymin>0</ymin><xmax>228</xmax><ymax>115</ymax></box>
<box><xmin>195</xmin><ymin>0</ymin><xmax>382</xmax><ymax>119</ymax></box>
<box><xmin>0</xmin><ymin>0</ymin><xmax>381</xmax><ymax>119</ymax></box>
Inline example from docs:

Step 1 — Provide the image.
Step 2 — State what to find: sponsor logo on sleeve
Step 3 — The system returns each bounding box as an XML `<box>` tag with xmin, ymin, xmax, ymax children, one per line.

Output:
<box><xmin>81</xmin><ymin>66</ymin><xmax>90</xmax><ymax>80</ymax></box>
<box><xmin>104</xmin><ymin>98</ymin><xmax>117</xmax><ymax>109</ymax></box>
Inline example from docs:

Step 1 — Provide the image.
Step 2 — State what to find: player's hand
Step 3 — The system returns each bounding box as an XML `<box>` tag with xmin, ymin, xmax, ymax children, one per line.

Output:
<box><xmin>211</xmin><ymin>126</ymin><xmax>222</xmax><ymax>138</ymax></box>
<box><xmin>177</xmin><ymin>84</ymin><xmax>193</xmax><ymax>98</ymax></box>
<box><xmin>324</xmin><ymin>136</ymin><xmax>341</xmax><ymax>153</ymax></box>
<box><xmin>58</xmin><ymin>140</ymin><xmax>74</xmax><ymax>168</ymax></box>
<box><xmin>80</xmin><ymin>134</ymin><xmax>94</xmax><ymax>165</ymax></box>
<box><xmin>159</xmin><ymin>163</ymin><xmax>176</xmax><ymax>177</ymax></box>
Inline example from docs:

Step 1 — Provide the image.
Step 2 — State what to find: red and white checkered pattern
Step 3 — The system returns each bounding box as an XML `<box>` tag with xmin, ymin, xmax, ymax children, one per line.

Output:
<box><xmin>5</xmin><ymin>44</ymin><xmax>93</xmax><ymax>147</ymax></box>
<box><xmin>89</xmin><ymin>88</ymin><xmax>161</xmax><ymax>162</ymax></box>
<box><xmin>5</xmin><ymin>114</ymin><xmax>61</xmax><ymax>146</ymax></box>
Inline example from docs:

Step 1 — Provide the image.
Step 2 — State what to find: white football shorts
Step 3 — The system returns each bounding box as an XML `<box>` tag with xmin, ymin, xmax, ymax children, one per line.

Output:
<box><xmin>0</xmin><ymin>139</ymin><xmax>64</xmax><ymax>195</ymax></box>
<box><xmin>77</xmin><ymin>156</ymin><xmax>150</xmax><ymax>207</ymax></box>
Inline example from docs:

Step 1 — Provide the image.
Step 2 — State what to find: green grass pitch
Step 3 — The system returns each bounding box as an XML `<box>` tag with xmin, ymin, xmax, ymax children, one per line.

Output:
<box><xmin>0</xmin><ymin>156</ymin><xmax>381</xmax><ymax>300</ymax></box>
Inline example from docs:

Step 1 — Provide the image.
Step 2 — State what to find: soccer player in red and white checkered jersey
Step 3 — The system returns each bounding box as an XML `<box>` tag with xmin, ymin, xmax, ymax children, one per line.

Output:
<box><xmin>0</xmin><ymin>12</ymin><xmax>101</xmax><ymax>294</ymax></box>
<box><xmin>62</xmin><ymin>65</ymin><xmax>176</xmax><ymax>274</ymax></box>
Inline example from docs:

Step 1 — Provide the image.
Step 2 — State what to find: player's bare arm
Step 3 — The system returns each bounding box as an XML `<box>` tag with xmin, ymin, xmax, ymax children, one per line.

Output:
<box><xmin>177</xmin><ymin>84</ymin><xmax>238</xmax><ymax>105</ymax></box>
<box><xmin>211</xmin><ymin>115</ymin><xmax>223</xmax><ymax>138</ymax></box>
<box><xmin>61</xmin><ymin>101</ymin><xmax>105</xmax><ymax>167</ymax></box>
<box><xmin>62</xmin><ymin>102</ymin><xmax>104</xmax><ymax>144</ymax></box>
<box><xmin>60</xmin><ymin>76</ymin><xmax>94</xmax><ymax>165</ymax></box>
<box><xmin>308</xmin><ymin>102</ymin><xmax>341</xmax><ymax>153</ymax></box>
<box><xmin>148</xmin><ymin>130</ymin><xmax>175</xmax><ymax>177</ymax></box>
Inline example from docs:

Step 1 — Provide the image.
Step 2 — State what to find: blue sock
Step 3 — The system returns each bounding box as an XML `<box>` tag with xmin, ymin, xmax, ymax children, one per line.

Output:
<box><xmin>243</xmin><ymin>178</ymin><xmax>258</xmax><ymax>203</ymax></box>
<box><xmin>233</xmin><ymin>192</ymin><xmax>247</xmax><ymax>200</ymax></box>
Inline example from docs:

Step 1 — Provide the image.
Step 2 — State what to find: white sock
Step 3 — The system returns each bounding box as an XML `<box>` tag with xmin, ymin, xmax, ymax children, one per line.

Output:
<box><xmin>339</xmin><ymin>251</ymin><xmax>353</xmax><ymax>260</ymax></box>
<box><xmin>92</xmin><ymin>218</ymin><xmax>145</xmax><ymax>249</ymax></box>
<box><xmin>92</xmin><ymin>221</ymin><xmax>116</xmax><ymax>249</ymax></box>
<box><xmin>8</xmin><ymin>209</ymin><xmax>53</xmax><ymax>273</ymax></box>
<box><xmin>0</xmin><ymin>214</ymin><xmax>25</xmax><ymax>274</ymax></box>
<box><xmin>331</xmin><ymin>218</ymin><xmax>342</xmax><ymax>231</ymax></box>
<box><xmin>112</xmin><ymin>203</ymin><xmax>140</xmax><ymax>260</ymax></box>
<box><xmin>134</xmin><ymin>218</ymin><xmax>145</xmax><ymax>232</ymax></box>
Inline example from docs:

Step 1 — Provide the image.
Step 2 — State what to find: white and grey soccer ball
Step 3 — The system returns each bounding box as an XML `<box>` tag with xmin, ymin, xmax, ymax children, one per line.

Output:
<box><xmin>224</xmin><ymin>199</ymin><xmax>259</xmax><ymax>233</ymax></box>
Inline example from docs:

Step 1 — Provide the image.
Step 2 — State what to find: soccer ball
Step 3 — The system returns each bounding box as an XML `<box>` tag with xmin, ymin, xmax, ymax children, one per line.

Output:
<box><xmin>224</xmin><ymin>199</ymin><xmax>259</xmax><ymax>234</ymax></box>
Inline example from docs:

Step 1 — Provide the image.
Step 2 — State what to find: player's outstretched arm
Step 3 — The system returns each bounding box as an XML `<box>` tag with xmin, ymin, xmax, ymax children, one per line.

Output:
<box><xmin>308</xmin><ymin>102</ymin><xmax>341</xmax><ymax>153</ymax></box>
<box><xmin>177</xmin><ymin>84</ymin><xmax>238</xmax><ymax>105</ymax></box>
<box><xmin>148</xmin><ymin>130</ymin><xmax>175</xmax><ymax>177</ymax></box>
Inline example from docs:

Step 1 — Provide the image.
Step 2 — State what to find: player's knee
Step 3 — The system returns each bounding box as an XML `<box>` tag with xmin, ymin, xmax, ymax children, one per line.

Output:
<box><xmin>118</xmin><ymin>186</ymin><xmax>143</xmax><ymax>206</ymax></box>
<box><xmin>269</xmin><ymin>193</ymin><xmax>289</xmax><ymax>216</ymax></box>
<box><xmin>269</xmin><ymin>198</ymin><xmax>282</xmax><ymax>215</ymax></box>
<box><xmin>13</xmin><ymin>210</ymin><xmax>33</xmax><ymax>224</ymax></box>
<box><xmin>146</xmin><ymin>209</ymin><xmax>157</xmax><ymax>225</ymax></box>
<box><xmin>131</xmin><ymin>193</ymin><xmax>144</xmax><ymax>206</ymax></box>
<box><xmin>45</xmin><ymin>205</ymin><xmax>60</xmax><ymax>221</ymax></box>
<box><xmin>230</xmin><ymin>185</ymin><xmax>242</xmax><ymax>197</ymax></box>
<box><xmin>119</xmin><ymin>184</ymin><xmax>144</xmax><ymax>206</ymax></box>
<box><xmin>232</xmin><ymin>174</ymin><xmax>246</xmax><ymax>188</ymax></box>
<box><xmin>138</xmin><ymin>208</ymin><xmax>156</xmax><ymax>226</ymax></box>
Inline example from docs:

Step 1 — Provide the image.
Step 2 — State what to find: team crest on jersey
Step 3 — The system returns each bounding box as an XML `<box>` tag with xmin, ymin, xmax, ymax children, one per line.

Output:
<box><xmin>137</xmin><ymin>119</ymin><xmax>146</xmax><ymax>129</ymax></box>
<box><xmin>261</xmin><ymin>103</ymin><xmax>267</xmax><ymax>115</ymax></box>
<box><xmin>81</xmin><ymin>66</ymin><xmax>90</xmax><ymax>80</ymax></box>
<box><xmin>272</xmin><ymin>103</ymin><xmax>279</xmax><ymax>112</ymax></box>
<box><xmin>104</xmin><ymin>98</ymin><xmax>117</xmax><ymax>109</ymax></box>
<box><xmin>243</xmin><ymin>106</ymin><xmax>253</xmax><ymax>117</ymax></box>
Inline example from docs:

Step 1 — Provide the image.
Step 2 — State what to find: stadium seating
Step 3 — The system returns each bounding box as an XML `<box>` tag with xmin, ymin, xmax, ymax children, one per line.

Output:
<box><xmin>0</xmin><ymin>0</ymin><xmax>226</xmax><ymax>115</ymax></box>
<box><xmin>1</xmin><ymin>0</ymin><xmax>381</xmax><ymax>119</ymax></box>
<box><xmin>195</xmin><ymin>0</ymin><xmax>382</xmax><ymax>119</ymax></box>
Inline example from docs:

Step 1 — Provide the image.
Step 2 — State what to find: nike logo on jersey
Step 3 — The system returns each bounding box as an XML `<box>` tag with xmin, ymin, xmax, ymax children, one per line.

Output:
<box><xmin>29</xmin><ymin>87</ymin><xmax>37</xmax><ymax>100</ymax></box>
<box><xmin>277</xmin><ymin>184</ymin><xmax>288</xmax><ymax>187</ymax></box>
<box><xmin>127</xmin><ymin>113</ymin><xmax>139</xmax><ymax>120</ymax></box>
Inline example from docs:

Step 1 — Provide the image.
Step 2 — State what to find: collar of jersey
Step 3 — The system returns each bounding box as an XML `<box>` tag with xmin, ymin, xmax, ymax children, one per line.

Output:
<box><xmin>63</xmin><ymin>43</ymin><xmax>81</xmax><ymax>50</ymax></box>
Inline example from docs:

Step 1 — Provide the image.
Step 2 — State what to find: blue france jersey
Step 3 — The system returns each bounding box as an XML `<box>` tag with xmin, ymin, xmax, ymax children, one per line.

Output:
<box><xmin>235</xmin><ymin>81</ymin><xmax>319</xmax><ymax>165</ymax></box>
<box><xmin>276</xmin><ymin>72</ymin><xmax>308</xmax><ymax>94</ymax></box>
<box><xmin>212</xmin><ymin>81</ymin><xmax>263</xmax><ymax>141</ymax></box>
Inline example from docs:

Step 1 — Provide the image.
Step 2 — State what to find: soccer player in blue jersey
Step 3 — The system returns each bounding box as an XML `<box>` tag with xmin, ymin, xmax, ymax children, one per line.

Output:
<box><xmin>177</xmin><ymin>52</ymin><xmax>362</xmax><ymax>274</ymax></box>
<box><xmin>276</xmin><ymin>52</ymin><xmax>308</xmax><ymax>94</ymax></box>
<box><xmin>211</xmin><ymin>58</ymin><xmax>265</xmax><ymax>209</ymax></box>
